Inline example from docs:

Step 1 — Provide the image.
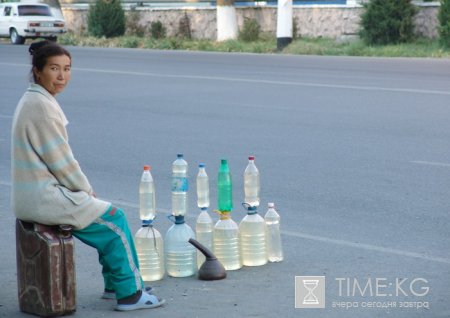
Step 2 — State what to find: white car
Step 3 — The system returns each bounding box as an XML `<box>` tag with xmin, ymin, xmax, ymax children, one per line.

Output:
<box><xmin>0</xmin><ymin>3</ymin><xmax>66</xmax><ymax>44</ymax></box>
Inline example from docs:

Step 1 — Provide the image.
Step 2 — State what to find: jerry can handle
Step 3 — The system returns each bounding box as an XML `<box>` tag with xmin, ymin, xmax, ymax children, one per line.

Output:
<box><xmin>58</xmin><ymin>224</ymin><xmax>73</xmax><ymax>237</ymax></box>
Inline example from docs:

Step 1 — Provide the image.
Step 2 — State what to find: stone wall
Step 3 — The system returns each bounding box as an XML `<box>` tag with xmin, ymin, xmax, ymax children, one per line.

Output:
<box><xmin>414</xmin><ymin>5</ymin><xmax>439</xmax><ymax>38</ymax></box>
<box><xmin>294</xmin><ymin>7</ymin><xmax>363</xmax><ymax>38</ymax></box>
<box><xmin>60</xmin><ymin>3</ymin><xmax>440</xmax><ymax>40</ymax></box>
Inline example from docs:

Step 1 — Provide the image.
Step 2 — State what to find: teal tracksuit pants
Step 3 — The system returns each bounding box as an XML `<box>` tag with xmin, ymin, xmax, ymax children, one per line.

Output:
<box><xmin>72</xmin><ymin>205</ymin><xmax>144</xmax><ymax>299</ymax></box>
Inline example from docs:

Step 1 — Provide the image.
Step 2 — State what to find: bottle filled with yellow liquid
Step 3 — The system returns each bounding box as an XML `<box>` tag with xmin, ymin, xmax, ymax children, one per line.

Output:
<box><xmin>213</xmin><ymin>212</ymin><xmax>242</xmax><ymax>270</ymax></box>
<box><xmin>265</xmin><ymin>203</ymin><xmax>284</xmax><ymax>262</ymax></box>
<box><xmin>196</xmin><ymin>207</ymin><xmax>213</xmax><ymax>268</ymax></box>
<box><xmin>239</xmin><ymin>204</ymin><xmax>267</xmax><ymax>266</ymax></box>
<box><xmin>135</xmin><ymin>220</ymin><xmax>165</xmax><ymax>281</ymax></box>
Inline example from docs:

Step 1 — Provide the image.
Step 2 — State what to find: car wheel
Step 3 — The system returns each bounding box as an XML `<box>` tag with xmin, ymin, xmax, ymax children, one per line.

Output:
<box><xmin>10</xmin><ymin>29</ymin><xmax>25</xmax><ymax>45</ymax></box>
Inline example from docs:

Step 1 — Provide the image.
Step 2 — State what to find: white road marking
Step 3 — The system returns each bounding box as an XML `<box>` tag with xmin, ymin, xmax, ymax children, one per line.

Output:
<box><xmin>110</xmin><ymin>197</ymin><xmax>450</xmax><ymax>265</ymax></box>
<box><xmin>1</xmin><ymin>62</ymin><xmax>449</xmax><ymax>96</ymax></box>
<box><xmin>73</xmin><ymin>67</ymin><xmax>450</xmax><ymax>96</ymax></box>
<box><xmin>411</xmin><ymin>160</ymin><xmax>450</xmax><ymax>168</ymax></box>
<box><xmin>283</xmin><ymin>230</ymin><xmax>450</xmax><ymax>265</ymax></box>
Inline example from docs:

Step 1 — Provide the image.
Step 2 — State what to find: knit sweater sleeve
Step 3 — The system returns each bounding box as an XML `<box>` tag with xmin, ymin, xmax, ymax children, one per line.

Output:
<box><xmin>26</xmin><ymin>114</ymin><xmax>93</xmax><ymax>194</ymax></box>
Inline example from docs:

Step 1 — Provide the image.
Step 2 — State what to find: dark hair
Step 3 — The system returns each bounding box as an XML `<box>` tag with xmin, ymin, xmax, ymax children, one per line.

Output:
<box><xmin>29</xmin><ymin>41</ymin><xmax>71</xmax><ymax>82</ymax></box>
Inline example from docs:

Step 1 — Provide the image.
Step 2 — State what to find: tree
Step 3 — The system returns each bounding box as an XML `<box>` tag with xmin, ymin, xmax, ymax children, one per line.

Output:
<box><xmin>88</xmin><ymin>0</ymin><xmax>125</xmax><ymax>38</ymax></box>
<box><xmin>359</xmin><ymin>0</ymin><xmax>417</xmax><ymax>45</ymax></box>
<box><xmin>439</xmin><ymin>0</ymin><xmax>450</xmax><ymax>47</ymax></box>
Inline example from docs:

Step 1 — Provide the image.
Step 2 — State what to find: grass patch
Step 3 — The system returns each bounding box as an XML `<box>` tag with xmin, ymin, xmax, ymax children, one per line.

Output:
<box><xmin>56</xmin><ymin>33</ymin><xmax>450</xmax><ymax>58</ymax></box>
<box><xmin>283</xmin><ymin>37</ymin><xmax>450</xmax><ymax>58</ymax></box>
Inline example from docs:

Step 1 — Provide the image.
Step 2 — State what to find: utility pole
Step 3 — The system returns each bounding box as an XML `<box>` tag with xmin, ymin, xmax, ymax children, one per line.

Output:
<box><xmin>276</xmin><ymin>0</ymin><xmax>293</xmax><ymax>50</ymax></box>
<box><xmin>217</xmin><ymin>0</ymin><xmax>238</xmax><ymax>41</ymax></box>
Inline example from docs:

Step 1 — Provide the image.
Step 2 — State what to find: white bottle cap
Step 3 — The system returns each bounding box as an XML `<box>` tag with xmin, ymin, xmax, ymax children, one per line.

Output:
<box><xmin>268</xmin><ymin>202</ymin><xmax>274</xmax><ymax>208</ymax></box>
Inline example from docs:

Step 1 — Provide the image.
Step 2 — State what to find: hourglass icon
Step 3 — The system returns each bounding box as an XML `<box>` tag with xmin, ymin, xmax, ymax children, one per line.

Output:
<box><xmin>302</xmin><ymin>279</ymin><xmax>319</xmax><ymax>305</ymax></box>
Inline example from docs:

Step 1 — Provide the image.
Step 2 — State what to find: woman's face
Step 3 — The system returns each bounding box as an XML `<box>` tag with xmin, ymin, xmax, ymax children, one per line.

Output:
<box><xmin>34</xmin><ymin>54</ymin><xmax>71</xmax><ymax>96</ymax></box>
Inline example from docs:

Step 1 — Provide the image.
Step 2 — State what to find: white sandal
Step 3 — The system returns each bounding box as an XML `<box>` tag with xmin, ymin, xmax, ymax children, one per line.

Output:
<box><xmin>115</xmin><ymin>292</ymin><xmax>165</xmax><ymax>311</ymax></box>
<box><xmin>102</xmin><ymin>286</ymin><xmax>153</xmax><ymax>300</ymax></box>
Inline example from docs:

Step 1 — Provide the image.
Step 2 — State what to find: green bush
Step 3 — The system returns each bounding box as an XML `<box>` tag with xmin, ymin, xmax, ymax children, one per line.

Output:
<box><xmin>238</xmin><ymin>18</ymin><xmax>260</xmax><ymax>42</ymax></box>
<box><xmin>150</xmin><ymin>21</ymin><xmax>167</xmax><ymax>39</ymax></box>
<box><xmin>119</xmin><ymin>36</ymin><xmax>140</xmax><ymax>48</ymax></box>
<box><xmin>439</xmin><ymin>0</ymin><xmax>450</xmax><ymax>47</ymax></box>
<box><xmin>359</xmin><ymin>0</ymin><xmax>417</xmax><ymax>45</ymax></box>
<box><xmin>58</xmin><ymin>32</ymin><xmax>78</xmax><ymax>46</ymax></box>
<box><xmin>88</xmin><ymin>0</ymin><xmax>125</xmax><ymax>38</ymax></box>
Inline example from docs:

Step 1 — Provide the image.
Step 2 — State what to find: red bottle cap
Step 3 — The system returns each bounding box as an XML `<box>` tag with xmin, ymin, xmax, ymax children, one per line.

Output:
<box><xmin>143</xmin><ymin>165</ymin><xmax>151</xmax><ymax>170</ymax></box>
<box><xmin>248</xmin><ymin>156</ymin><xmax>255</xmax><ymax>160</ymax></box>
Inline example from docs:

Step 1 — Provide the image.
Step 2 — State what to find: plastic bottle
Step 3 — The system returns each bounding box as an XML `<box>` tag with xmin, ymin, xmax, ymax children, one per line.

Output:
<box><xmin>196</xmin><ymin>163</ymin><xmax>210</xmax><ymax>209</ymax></box>
<box><xmin>264</xmin><ymin>203</ymin><xmax>284</xmax><ymax>262</ymax></box>
<box><xmin>134</xmin><ymin>220</ymin><xmax>165</xmax><ymax>281</ymax></box>
<box><xmin>196</xmin><ymin>207</ymin><xmax>213</xmax><ymax>268</ymax></box>
<box><xmin>244</xmin><ymin>156</ymin><xmax>260</xmax><ymax>207</ymax></box>
<box><xmin>139</xmin><ymin>165</ymin><xmax>156</xmax><ymax>221</ymax></box>
<box><xmin>172</xmin><ymin>154</ymin><xmax>188</xmax><ymax>216</ymax></box>
<box><xmin>213</xmin><ymin>214</ymin><xmax>242</xmax><ymax>271</ymax></box>
<box><xmin>164</xmin><ymin>215</ymin><xmax>197</xmax><ymax>277</ymax></box>
<box><xmin>239</xmin><ymin>204</ymin><xmax>267</xmax><ymax>266</ymax></box>
<box><xmin>217</xmin><ymin>159</ymin><xmax>232</xmax><ymax>212</ymax></box>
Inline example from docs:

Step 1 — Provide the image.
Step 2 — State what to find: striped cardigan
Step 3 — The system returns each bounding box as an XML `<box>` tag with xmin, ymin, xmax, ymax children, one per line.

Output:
<box><xmin>11</xmin><ymin>84</ymin><xmax>110</xmax><ymax>230</ymax></box>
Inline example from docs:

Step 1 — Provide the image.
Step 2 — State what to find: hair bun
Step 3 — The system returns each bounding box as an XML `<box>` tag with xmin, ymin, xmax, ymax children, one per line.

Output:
<box><xmin>29</xmin><ymin>40</ymin><xmax>51</xmax><ymax>56</ymax></box>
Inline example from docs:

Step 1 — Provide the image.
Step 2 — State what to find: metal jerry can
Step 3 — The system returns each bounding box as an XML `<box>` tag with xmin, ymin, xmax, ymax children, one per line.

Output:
<box><xmin>16</xmin><ymin>219</ymin><xmax>76</xmax><ymax>317</ymax></box>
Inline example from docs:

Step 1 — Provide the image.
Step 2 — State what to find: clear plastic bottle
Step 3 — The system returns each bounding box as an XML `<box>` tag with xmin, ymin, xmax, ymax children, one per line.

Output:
<box><xmin>264</xmin><ymin>203</ymin><xmax>284</xmax><ymax>262</ymax></box>
<box><xmin>239</xmin><ymin>205</ymin><xmax>267</xmax><ymax>266</ymax></box>
<box><xmin>195</xmin><ymin>207</ymin><xmax>213</xmax><ymax>268</ymax></box>
<box><xmin>213</xmin><ymin>214</ymin><xmax>242</xmax><ymax>270</ymax></box>
<box><xmin>172</xmin><ymin>154</ymin><xmax>188</xmax><ymax>216</ymax></box>
<box><xmin>164</xmin><ymin>216</ymin><xmax>197</xmax><ymax>277</ymax></box>
<box><xmin>139</xmin><ymin>165</ymin><xmax>156</xmax><ymax>221</ymax></box>
<box><xmin>244</xmin><ymin>156</ymin><xmax>260</xmax><ymax>207</ymax></box>
<box><xmin>135</xmin><ymin>220</ymin><xmax>165</xmax><ymax>281</ymax></box>
<box><xmin>218</xmin><ymin>159</ymin><xmax>233</xmax><ymax>212</ymax></box>
<box><xmin>196</xmin><ymin>163</ymin><xmax>210</xmax><ymax>209</ymax></box>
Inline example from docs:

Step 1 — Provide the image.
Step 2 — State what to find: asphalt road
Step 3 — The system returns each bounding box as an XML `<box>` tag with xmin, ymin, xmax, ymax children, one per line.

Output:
<box><xmin>1</xmin><ymin>44</ymin><xmax>450</xmax><ymax>318</ymax></box>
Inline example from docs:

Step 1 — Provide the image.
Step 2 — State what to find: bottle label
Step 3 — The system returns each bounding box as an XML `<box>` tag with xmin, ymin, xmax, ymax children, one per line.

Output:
<box><xmin>172</xmin><ymin>177</ymin><xmax>188</xmax><ymax>192</ymax></box>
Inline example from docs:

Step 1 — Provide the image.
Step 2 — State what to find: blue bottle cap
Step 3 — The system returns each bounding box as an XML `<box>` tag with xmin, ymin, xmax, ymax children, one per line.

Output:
<box><xmin>174</xmin><ymin>215</ymin><xmax>185</xmax><ymax>224</ymax></box>
<box><xmin>199</xmin><ymin>163</ymin><xmax>205</xmax><ymax>168</ymax></box>
<box><xmin>142</xmin><ymin>220</ymin><xmax>152</xmax><ymax>227</ymax></box>
<box><xmin>177</xmin><ymin>154</ymin><xmax>184</xmax><ymax>158</ymax></box>
<box><xmin>242</xmin><ymin>203</ymin><xmax>257</xmax><ymax>214</ymax></box>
